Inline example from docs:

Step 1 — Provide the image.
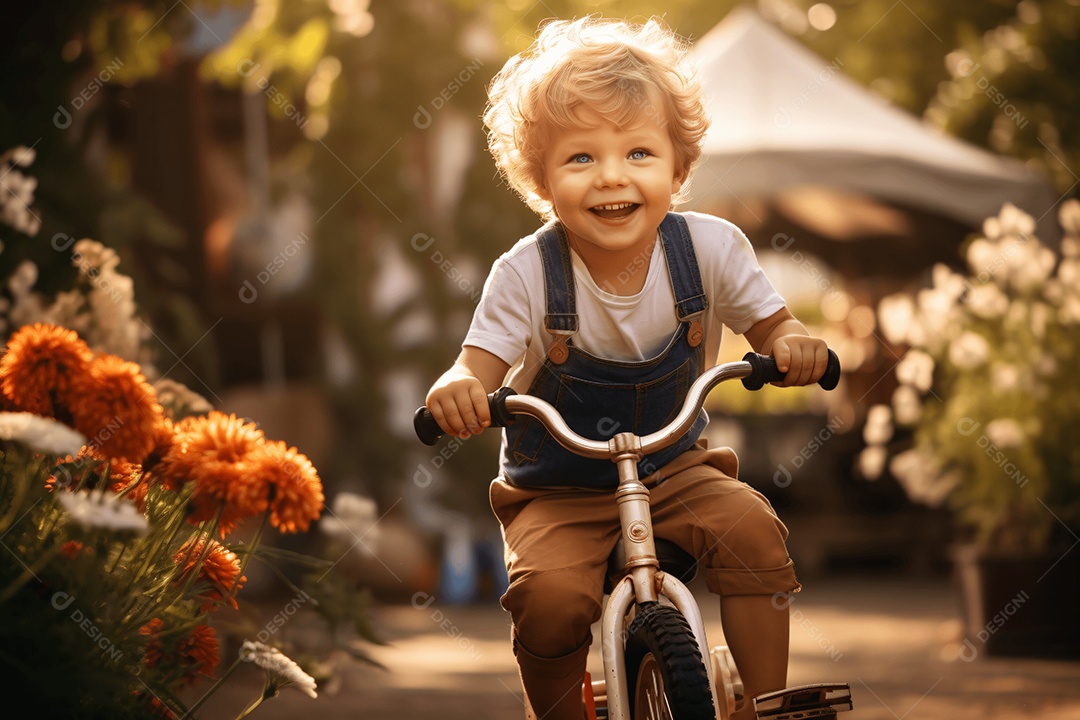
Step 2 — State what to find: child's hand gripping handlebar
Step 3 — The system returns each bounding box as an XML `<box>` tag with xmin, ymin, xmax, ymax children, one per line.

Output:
<box><xmin>414</xmin><ymin>349</ymin><xmax>841</xmax><ymax>448</ymax></box>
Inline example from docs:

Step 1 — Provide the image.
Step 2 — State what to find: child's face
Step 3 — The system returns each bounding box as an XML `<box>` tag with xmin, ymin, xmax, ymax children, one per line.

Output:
<box><xmin>538</xmin><ymin>107</ymin><xmax>682</xmax><ymax>262</ymax></box>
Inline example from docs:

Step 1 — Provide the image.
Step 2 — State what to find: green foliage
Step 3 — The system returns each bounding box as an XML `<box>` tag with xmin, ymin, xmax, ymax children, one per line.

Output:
<box><xmin>865</xmin><ymin>201</ymin><xmax>1080</xmax><ymax>553</ymax></box>
<box><xmin>926</xmin><ymin>0</ymin><xmax>1080</xmax><ymax>197</ymax></box>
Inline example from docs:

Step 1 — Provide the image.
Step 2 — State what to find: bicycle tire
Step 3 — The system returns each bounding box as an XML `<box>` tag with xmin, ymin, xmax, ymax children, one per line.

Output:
<box><xmin>624</xmin><ymin>602</ymin><xmax>715</xmax><ymax>720</ymax></box>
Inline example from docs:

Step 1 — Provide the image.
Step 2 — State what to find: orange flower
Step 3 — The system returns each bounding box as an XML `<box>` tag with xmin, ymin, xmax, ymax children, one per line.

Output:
<box><xmin>181</xmin><ymin>624</ymin><xmax>220</xmax><ymax>680</ymax></box>
<box><xmin>141</xmin><ymin>416</ymin><xmax>176</xmax><ymax>486</ymax></box>
<box><xmin>0</xmin><ymin>322</ymin><xmax>92</xmax><ymax>419</ymax></box>
<box><xmin>105</xmin><ymin>456</ymin><xmax>150</xmax><ymax>510</ymax></box>
<box><xmin>60</xmin><ymin>540</ymin><xmax>90</xmax><ymax>559</ymax></box>
<box><xmin>174</xmin><ymin>537</ymin><xmax>246</xmax><ymax>610</ymax></box>
<box><xmin>141</xmin><ymin>619</ymin><xmax>219</xmax><ymax>686</ymax></box>
<box><xmin>158</xmin><ymin>412</ymin><xmax>269</xmax><ymax>532</ymax></box>
<box><xmin>140</xmin><ymin>617</ymin><xmax>166</xmax><ymax>668</ymax></box>
<box><xmin>68</xmin><ymin>355</ymin><xmax>164</xmax><ymax>463</ymax></box>
<box><xmin>254</xmin><ymin>440</ymin><xmax>325</xmax><ymax>534</ymax></box>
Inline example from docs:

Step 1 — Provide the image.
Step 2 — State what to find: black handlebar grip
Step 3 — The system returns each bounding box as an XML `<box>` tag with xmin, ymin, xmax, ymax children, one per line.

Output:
<box><xmin>413</xmin><ymin>406</ymin><xmax>444</xmax><ymax>446</ymax></box>
<box><xmin>742</xmin><ymin>349</ymin><xmax>841</xmax><ymax>391</ymax></box>
<box><xmin>413</xmin><ymin>387</ymin><xmax>519</xmax><ymax>446</ymax></box>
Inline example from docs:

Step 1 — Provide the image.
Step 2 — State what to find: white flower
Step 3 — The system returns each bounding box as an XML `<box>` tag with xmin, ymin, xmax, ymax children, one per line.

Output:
<box><xmin>1061</xmin><ymin>294</ymin><xmax>1080</xmax><ymax>325</ymax></box>
<box><xmin>8</xmin><ymin>260</ymin><xmax>38</xmax><ymax>299</ymax></box>
<box><xmin>966</xmin><ymin>282</ymin><xmax>1008</xmax><ymax>319</ymax></box>
<box><xmin>241</xmin><ymin>641</ymin><xmax>318</xmax><ymax>699</ymax></box>
<box><xmin>0</xmin><ymin>145</ymin><xmax>36</xmax><ymax>167</ymax></box>
<box><xmin>985</xmin><ymin>418</ymin><xmax>1025</xmax><ymax>449</ymax></box>
<box><xmin>895</xmin><ymin>350</ymin><xmax>935</xmax><ymax>392</ymax></box>
<box><xmin>1029</xmin><ymin>303</ymin><xmax>1049</xmax><ymax>341</ymax></box>
<box><xmin>966</xmin><ymin>237</ymin><xmax>997</xmax><ymax>276</ymax></box>
<box><xmin>877</xmin><ymin>293</ymin><xmax>915</xmax><ymax>345</ymax></box>
<box><xmin>948</xmin><ymin>331</ymin><xmax>990</xmax><ymax>369</ymax></box>
<box><xmin>1057</xmin><ymin>198</ymin><xmax>1080</xmax><ymax>238</ymax></box>
<box><xmin>56</xmin><ymin>489</ymin><xmax>149</xmax><ymax>535</ymax></box>
<box><xmin>1042</xmin><ymin>278</ymin><xmax>1064</xmax><ymax>305</ymax></box>
<box><xmin>997</xmin><ymin>202</ymin><xmax>1037</xmax><ymax>239</ymax></box>
<box><xmin>0</xmin><ymin>412</ymin><xmax>87</xmax><ymax>455</ymax></box>
<box><xmin>991</xmin><ymin>364</ymin><xmax>1021</xmax><ymax>392</ymax></box>
<box><xmin>1058</xmin><ymin>258</ymin><xmax>1080</xmax><ymax>287</ymax></box>
<box><xmin>858</xmin><ymin>445</ymin><xmax>887</xmax><ymax>480</ymax></box>
<box><xmin>889</xmin><ymin>449</ymin><xmax>958</xmax><ymax>508</ymax></box>
<box><xmin>892</xmin><ymin>385</ymin><xmax>923</xmax><ymax>426</ymax></box>
<box><xmin>319</xmin><ymin>492</ymin><xmax>380</xmax><ymax>550</ymax></box>
<box><xmin>1006</xmin><ymin>242</ymin><xmax>1055</xmax><ymax>292</ymax></box>
<box><xmin>0</xmin><ymin>146</ymin><xmax>39</xmax><ymax>220</ymax></box>
<box><xmin>1062</xmin><ymin>237</ymin><xmax>1080</xmax><ymax>259</ymax></box>
<box><xmin>931</xmin><ymin>264</ymin><xmax>967</xmax><ymax>303</ymax></box>
<box><xmin>1035</xmin><ymin>352</ymin><xmax>1058</xmax><ymax>377</ymax></box>
<box><xmin>916</xmin><ymin>286</ymin><xmax>957</xmax><ymax>320</ymax></box>
<box><xmin>863</xmin><ymin>404</ymin><xmax>893</xmax><ymax>445</ymax></box>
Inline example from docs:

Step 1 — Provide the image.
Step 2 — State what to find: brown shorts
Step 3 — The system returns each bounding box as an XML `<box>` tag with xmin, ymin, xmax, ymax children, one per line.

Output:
<box><xmin>491</xmin><ymin>443</ymin><xmax>800</xmax><ymax>657</ymax></box>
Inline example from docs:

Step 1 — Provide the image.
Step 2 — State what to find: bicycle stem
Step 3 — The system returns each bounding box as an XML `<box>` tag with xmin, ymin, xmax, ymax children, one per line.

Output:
<box><xmin>611</xmin><ymin>433</ymin><xmax>661</xmax><ymax>604</ymax></box>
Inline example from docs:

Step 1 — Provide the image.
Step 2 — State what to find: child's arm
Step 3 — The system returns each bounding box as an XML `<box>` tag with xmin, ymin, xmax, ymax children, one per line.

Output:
<box><xmin>742</xmin><ymin>307</ymin><xmax>828</xmax><ymax>387</ymax></box>
<box><xmin>425</xmin><ymin>346</ymin><xmax>511</xmax><ymax>439</ymax></box>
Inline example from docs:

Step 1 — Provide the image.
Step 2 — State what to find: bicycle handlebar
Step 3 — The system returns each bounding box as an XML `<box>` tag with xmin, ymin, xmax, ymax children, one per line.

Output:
<box><xmin>414</xmin><ymin>349</ymin><xmax>841</xmax><ymax>452</ymax></box>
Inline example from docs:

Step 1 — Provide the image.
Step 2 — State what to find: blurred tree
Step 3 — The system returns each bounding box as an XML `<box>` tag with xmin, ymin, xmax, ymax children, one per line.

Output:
<box><xmin>0</xmin><ymin>1</ymin><xmax>241</xmax><ymax>385</ymax></box>
<box><xmin>925</xmin><ymin>0</ymin><xmax>1080</xmax><ymax>198</ymax></box>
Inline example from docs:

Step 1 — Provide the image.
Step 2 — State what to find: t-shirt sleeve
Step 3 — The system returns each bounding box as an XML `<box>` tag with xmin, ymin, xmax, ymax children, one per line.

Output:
<box><xmin>698</xmin><ymin>216</ymin><xmax>787</xmax><ymax>335</ymax></box>
<box><xmin>462</xmin><ymin>253</ymin><xmax>533</xmax><ymax>367</ymax></box>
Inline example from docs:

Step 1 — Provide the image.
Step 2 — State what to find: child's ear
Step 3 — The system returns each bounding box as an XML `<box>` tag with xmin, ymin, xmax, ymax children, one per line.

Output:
<box><xmin>671</xmin><ymin>170</ymin><xmax>685</xmax><ymax>195</ymax></box>
<box><xmin>536</xmin><ymin>178</ymin><xmax>552</xmax><ymax>202</ymax></box>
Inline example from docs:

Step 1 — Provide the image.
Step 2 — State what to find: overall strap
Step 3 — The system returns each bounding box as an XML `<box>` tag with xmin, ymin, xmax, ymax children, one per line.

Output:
<box><xmin>659</xmin><ymin>212</ymin><xmax>708</xmax><ymax>347</ymax></box>
<box><xmin>535</xmin><ymin>221</ymin><xmax>577</xmax><ymax>363</ymax></box>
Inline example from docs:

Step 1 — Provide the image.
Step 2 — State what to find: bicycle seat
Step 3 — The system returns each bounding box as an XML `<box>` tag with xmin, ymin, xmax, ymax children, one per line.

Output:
<box><xmin>604</xmin><ymin>538</ymin><xmax>698</xmax><ymax>594</ymax></box>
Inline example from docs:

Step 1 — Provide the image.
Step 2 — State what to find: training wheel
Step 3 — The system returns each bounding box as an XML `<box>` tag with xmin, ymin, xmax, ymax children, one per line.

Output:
<box><xmin>710</xmin><ymin>645</ymin><xmax>742</xmax><ymax>719</ymax></box>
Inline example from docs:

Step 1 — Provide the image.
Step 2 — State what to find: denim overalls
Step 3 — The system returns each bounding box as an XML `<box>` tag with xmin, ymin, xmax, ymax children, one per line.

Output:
<box><xmin>502</xmin><ymin>212</ymin><xmax>709</xmax><ymax>489</ymax></box>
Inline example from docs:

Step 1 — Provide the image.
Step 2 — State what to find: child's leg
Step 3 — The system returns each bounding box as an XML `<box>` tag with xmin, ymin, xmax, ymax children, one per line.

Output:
<box><xmin>721</xmin><ymin>593</ymin><xmax>790</xmax><ymax>720</ymax></box>
<box><xmin>490</xmin><ymin>480</ymin><xmax>621</xmax><ymax>720</ymax></box>
<box><xmin>648</xmin><ymin>451</ymin><xmax>800</xmax><ymax>720</ymax></box>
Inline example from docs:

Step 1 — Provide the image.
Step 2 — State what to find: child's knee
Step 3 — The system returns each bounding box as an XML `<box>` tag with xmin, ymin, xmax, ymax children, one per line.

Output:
<box><xmin>504</xmin><ymin>569</ymin><xmax>603</xmax><ymax>657</ymax></box>
<box><xmin>712</xmin><ymin>493</ymin><xmax>792</xmax><ymax>570</ymax></box>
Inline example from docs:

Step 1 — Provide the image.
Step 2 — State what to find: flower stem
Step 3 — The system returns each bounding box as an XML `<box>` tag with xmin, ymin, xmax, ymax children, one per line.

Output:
<box><xmin>183</xmin><ymin>652</ymin><xmax>245</xmax><ymax>717</ymax></box>
<box><xmin>233</xmin><ymin>694</ymin><xmax>267</xmax><ymax>720</ymax></box>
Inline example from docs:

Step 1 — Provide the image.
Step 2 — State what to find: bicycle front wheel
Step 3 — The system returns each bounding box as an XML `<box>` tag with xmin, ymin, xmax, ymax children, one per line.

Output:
<box><xmin>625</xmin><ymin>602</ymin><xmax>715</xmax><ymax>720</ymax></box>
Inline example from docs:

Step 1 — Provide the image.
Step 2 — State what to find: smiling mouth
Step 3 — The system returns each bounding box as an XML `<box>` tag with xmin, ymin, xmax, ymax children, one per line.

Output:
<box><xmin>590</xmin><ymin>202</ymin><xmax>640</xmax><ymax>220</ymax></box>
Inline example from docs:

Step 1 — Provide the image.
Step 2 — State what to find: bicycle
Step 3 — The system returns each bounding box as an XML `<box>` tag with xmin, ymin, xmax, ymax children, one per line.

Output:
<box><xmin>415</xmin><ymin>351</ymin><xmax>854</xmax><ymax>720</ymax></box>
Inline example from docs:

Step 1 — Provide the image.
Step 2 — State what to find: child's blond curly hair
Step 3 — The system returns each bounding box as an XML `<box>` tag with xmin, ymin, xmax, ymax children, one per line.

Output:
<box><xmin>483</xmin><ymin>16</ymin><xmax>709</xmax><ymax>220</ymax></box>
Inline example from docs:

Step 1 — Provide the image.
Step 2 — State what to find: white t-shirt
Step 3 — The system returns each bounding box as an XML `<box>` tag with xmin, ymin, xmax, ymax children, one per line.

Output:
<box><xmin>463</xmin><ymin>211</ymin><xmax>787</xmax><ymax>391</ymax></box>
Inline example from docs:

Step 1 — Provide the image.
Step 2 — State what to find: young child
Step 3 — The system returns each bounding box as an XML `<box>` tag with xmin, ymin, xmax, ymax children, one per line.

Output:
<box><xmin>424</xmin><ymin>16</ymin><xmax>828</xmax><ymax>720</ymax></box>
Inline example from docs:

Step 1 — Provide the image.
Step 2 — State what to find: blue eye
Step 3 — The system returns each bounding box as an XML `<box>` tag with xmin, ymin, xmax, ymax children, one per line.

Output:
<box><xmin>571</xmin><ymin>154</ymin><xmax>591</xmax><ymax>164</ymax></box>
<box><xmin>630</xmin><ymin>149</ymin><xmax>650</xmax><ymax>160</ymax></box>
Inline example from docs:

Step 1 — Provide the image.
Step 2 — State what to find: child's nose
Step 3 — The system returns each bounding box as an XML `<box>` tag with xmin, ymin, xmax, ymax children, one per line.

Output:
<box><xmin>596</xmin><ymin>157</ymin><xmax>628</xmax><ymax>187</ymax></box>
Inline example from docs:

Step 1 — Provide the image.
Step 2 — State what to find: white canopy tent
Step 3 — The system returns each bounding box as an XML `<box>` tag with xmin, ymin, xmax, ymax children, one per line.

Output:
<box><xmin>682</xmin><ymin>6</ymin><xmax>1061</xmax><ymax>258</ymax></box>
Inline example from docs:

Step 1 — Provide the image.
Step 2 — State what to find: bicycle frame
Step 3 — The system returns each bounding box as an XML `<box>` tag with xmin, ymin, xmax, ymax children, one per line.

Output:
<box><xmin>415</xmin><ymin>351</ymin><xmax>845</xmax><ymax>720</ymax></box>
<box><xmin>495</xmin><ymin>359</ymin><xmax>760</xmax><ymax>720</ymax></box>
